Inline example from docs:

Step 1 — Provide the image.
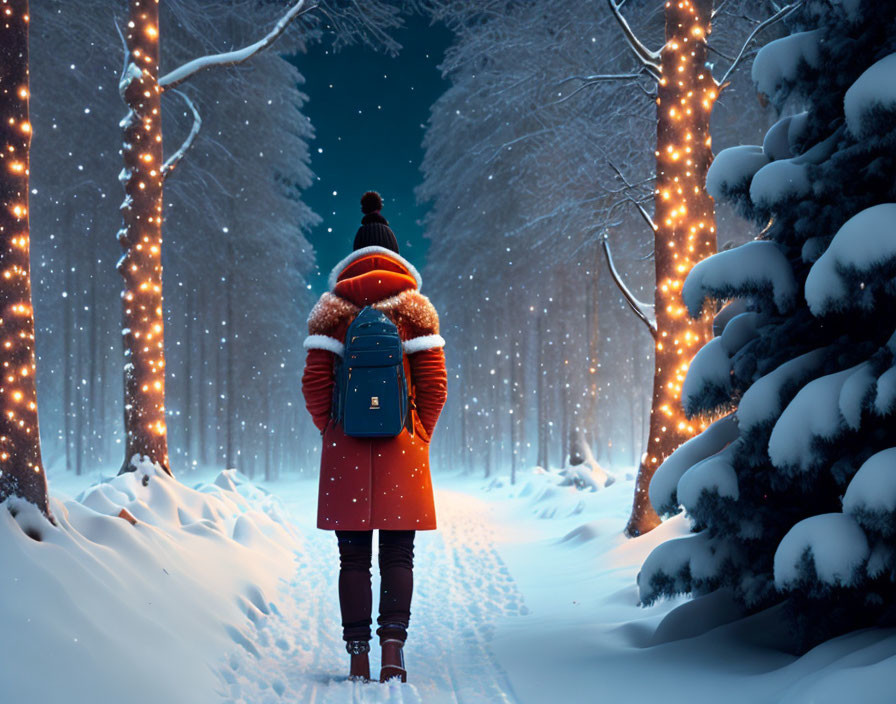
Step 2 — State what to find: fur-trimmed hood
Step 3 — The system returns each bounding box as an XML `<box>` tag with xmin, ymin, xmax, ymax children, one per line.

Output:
<box><xmin>304</xmin><ymin>249</ymin><xmax>444</xmax><ymax>357</ymax></box>
<box><xmin>327</xmin><ymin>246</ymin><xmax>422</xmax><ymax>290</ymax></box>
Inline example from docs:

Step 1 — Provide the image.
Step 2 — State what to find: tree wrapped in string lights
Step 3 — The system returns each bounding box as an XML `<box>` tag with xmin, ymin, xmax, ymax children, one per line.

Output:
<box><xmin>118</xmin><ymin>0</ymin><xmax>168</xmax><ymax>475</ymax></box>
<box><xmin>602</xmin><ymin>0</ymin><xmax>800</xmax><ymax>536</ymax></box>
<box><xmin>0</xmin><ymin>0</ymin><xmax>51</xmax><ymax>517</ymax></box>
<box><xmin>116</xmin><ymin>0</ymin><xmax>317</xmax><ymax>475</ymax></box>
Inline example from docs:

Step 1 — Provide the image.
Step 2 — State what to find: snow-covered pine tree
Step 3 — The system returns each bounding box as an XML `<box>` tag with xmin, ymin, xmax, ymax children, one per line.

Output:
<box><xmin>640</xmin><ymin>0</ymin><xmax>896</xmax><ymax>648</ymax></box>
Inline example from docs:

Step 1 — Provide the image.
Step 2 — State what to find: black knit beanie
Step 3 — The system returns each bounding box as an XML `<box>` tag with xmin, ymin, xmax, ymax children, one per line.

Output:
<box><xmin>353</xmin><ymin>191</ymin><xmax>399</xmax><ymax>253</ymax></box>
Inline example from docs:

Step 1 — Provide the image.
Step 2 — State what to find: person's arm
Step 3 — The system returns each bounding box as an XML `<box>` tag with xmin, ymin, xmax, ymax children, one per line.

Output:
<box><xmin>409</xmin><ymin>347</ymin><xmax>447</xmax><ymax>437</ymax></box>
<box><xmin>302</xmin><ymin>291</ymin><xmax>356</xmax><ymax>433</ymax></box>
<box><xmin>301</xmin><ymin>348</ymin><xmax>336</xmax><ymax>433</ymax></box>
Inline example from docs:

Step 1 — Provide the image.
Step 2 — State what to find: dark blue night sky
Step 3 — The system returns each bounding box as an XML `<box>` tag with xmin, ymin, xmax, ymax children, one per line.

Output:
<box><xmin>289</xmin><ymin>16</ymin><xmax>452</xmax><ymax>293</ymax></box>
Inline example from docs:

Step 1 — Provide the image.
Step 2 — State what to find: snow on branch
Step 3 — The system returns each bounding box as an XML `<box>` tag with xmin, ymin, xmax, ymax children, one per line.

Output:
<box><xmin>162</xmin><ymin>90</ymin><xmax>202</xmax><ymax>181</ymax></box>
<box><xmin>158</xmin><ymin>0</ymin><xmax>317</xmax><ymax>90</ymax></box>
<box><xmin>683</xmin><ymin>241</ymin><xmax>797</xmax><ymax>318</ymax></box>
<box><xmin>550</xmin><ymin>67</ymin><xmax>652</xmax><ymax>107</ymax></box>
<box><xmin>600</xmin><ymin>233</ymin><xmax>657</xmax><ymax>336</ymax></box>
<box><xmin>608</xmin><ymin>160</ymin><xmax>658</xmax><ymax>233</ymax></box>
<box><xmin>717</xmin><ymin>1</ymin><xmax>804</xmax><ymax>90</ymax></box>
<box><xmin>605</xmin><ymin>0</ymin><xmax>661</xmax><ymax>81</ymax></box>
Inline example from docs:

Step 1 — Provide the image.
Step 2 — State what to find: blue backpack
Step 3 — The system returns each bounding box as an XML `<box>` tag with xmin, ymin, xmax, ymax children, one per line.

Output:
<box><xmin>332</xmin><ymin>306</ymin><xmax>409</xmax><ymax>438</ymax></box>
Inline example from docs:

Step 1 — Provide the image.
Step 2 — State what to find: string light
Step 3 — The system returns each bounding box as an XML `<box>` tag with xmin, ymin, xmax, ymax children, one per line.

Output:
<box><xmin>0</xmin><ymin>0</ymin><xmax>50</xmax><ymax>516</ymax></box>
<box><xmin>641</xmin><ymin>0</ymin><xmax>717</xmax><ymax>496</ymax></box>
<box><xmin>117</xmin><ymin>0</ymin><xmax>169</xmax><ymax>474</ymax></box>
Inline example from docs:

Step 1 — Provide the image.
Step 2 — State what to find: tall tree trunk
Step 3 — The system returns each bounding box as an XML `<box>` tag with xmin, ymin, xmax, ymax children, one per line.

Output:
<box><xmin>0</xmin><ymin>0</ymin><xmax>51</xmax><ymax>517</ymax></box>
<box><xmin>583</xmin><ymin>252</ymin><xmax>601</xmax><ymax>459</ymax></box>
<box><xmin>559</xmin><ymin>380</ymin><xmax>569</xmax><ymax>468</ymax></box>
<box><xmin>96</xmin><ymin>277</ymin><xmax>108</xmax><ymax>466</ymax></box>
<box><xmin>264</xmin><ymin>389</ymin><xmax>273</xmax><ymax>481</ymax></box>
<box><xmin>88</xmin><ymin>253</ymin><xmax>99</xmax><ymax>461</ymax></box>
<box><xmin>509</xmin><ymin>345</ymin><xmax>517</xmax><ymax>485</ymax></box>
<box><xmin>117</xmin><ymin>0</ymin><xmax>170</xmax><ymax>474</ymax></box>
<box><xmin>75</xmin><ymin>309</ymin><xmax>84</xmax><ymax>477</ymax></box>
<box><xmin>215</xmin><ymin>307</ymin><xmax>226</xmax><ymax>465</ymax></box>
<box><xmin>536</xmin><ymin>313</ymin><xmax>549</xmax><ymax>469</ymax></box>
<box><xmin>625</xmin><ymin>0</ymin><xmax>717</xmax><ymax>536</ymax></box>
<box><xmin>184</xmin><ymin>286</ymin><xmax>194</xmax><ymax>465</ymax></box>
<box><xmin>224</xmin><ymin>252</ymin><xmax>235</xmax><ymax>469</ymax></box>
<box><xmin>198</xmin><ymin>286</ymin><xmax>209</xmax><ymax>465</ymax></box>
<box><xmin>63</xmin><ymin>252</ymin><xmax>73</xmax><ymax>473</ymax></box>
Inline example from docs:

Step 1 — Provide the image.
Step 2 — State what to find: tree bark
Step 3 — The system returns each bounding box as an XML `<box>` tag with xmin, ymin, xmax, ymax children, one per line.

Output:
<box><xmin>75</xmin><ymin>308</ymin><xmax>84</xmax><ymax>477</ymax></box>
<box><xmin>224</xmin><ymin>249</ymin><xmax>235</xmax><ymax>469</ymax></box>
<box><xmin>625</xmin><ymin>0</ymin><xmax>717</xmax><ymax>536</ymax></box>
<box><xmin>117</xmin><ymin>0</ymin><xmax>170</xmax><ymax>475</ymax></box>
<box><xmin>63</xmin><ymin>249</ymin><xmax>73</xmax><ymax>473</ymax></box>
<box><xmin>0</xmin><ymin>0</ymin><xmax>51</xmax><ymax>517</ymax></box>
<box><xmin>184</xmin><ymin>286</ymin><xmax>194</xmax><ymax>465</ymax></box>
<box><xmin>584</xmin><ymin>250</ymin><xmax>601</xmax><ymax>457</ymax></box>
<box><xmin>509</xmin><ymin>344</ymin><xmax>517</xmax><ymax>485</ymax></box>
<box><xmin>197</xmin><ymin>285</ymin><xmax>209</xmax><ymax>465</ymax></box>
<box><xmin>88</xmin><ymin>253</ymin><xmax>99</xmax><ymax>460</ymax></box>
<box><xmin>536</xmin><ymin>312</ymin><xmax>549</xmax><ymax>469</ymax></box>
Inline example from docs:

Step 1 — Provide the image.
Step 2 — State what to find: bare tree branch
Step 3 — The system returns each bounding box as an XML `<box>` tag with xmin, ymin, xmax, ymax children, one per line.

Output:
<box><xmin>162</xmin><ymin>90</ymin><xmax>202</xmax><ymax>180</ymax></box>
<box><xmin>600</xmin><ymin>232</ymin><xmax>657</xmax><ymax>336</ymax></box>
<box><xmin>606</xmin><ymin>0</ymin><xmax>662</xmax><ymax>81</ymax></box>
<box><xmin>483</xmin><ymin>127</ymin><xmax>553</xmax><ymax>163</ymax></box>
<box><xmin>717</xmin><ymin>1</ymin><xmax>803</xmax><ymax>89</ymax></box>
<box><xmin>626</xmin><ymin>195</ymin><xmax>658</xmax><ymax>233</ymax></box>
<box><xmin>706</xmin><ymin>42</ymin><xmax>736</xmax><ymax>63</ymax></box>
<box><xmin>607</xmin><ymin>160</ymin><xmax>659</xmax><ymax>232</ymax></box>
<box><xmin>114</xmin><ymin>17</ymin><xmax>129</xmax><ymax>82</ymax></box>
<box><xmin>159</xmin><ymin>0</ymin><xmax>317</xmax><ymax>90</ymax></box>
<box><xmin>711</xmin><ymin>0</ymin><xmax>733</xmax><ymax>19</ymax></box>
<box><xmin>548</xmin><ymin>67</ymin><xmax>652</xmax><ymax>106</ymax></box>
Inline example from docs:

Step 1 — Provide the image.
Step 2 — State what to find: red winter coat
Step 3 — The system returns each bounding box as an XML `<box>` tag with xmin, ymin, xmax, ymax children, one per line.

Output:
<box><xmin>301</xmin><ymin>246</ymin><xmax>447</xmax><ymax>531</ymax></box>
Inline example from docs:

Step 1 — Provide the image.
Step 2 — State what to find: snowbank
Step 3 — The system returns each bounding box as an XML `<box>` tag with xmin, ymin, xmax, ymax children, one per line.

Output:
<box><xmin>1</xmin><ymin>461</ymin><xmax>301</xmax><ymax>704</ymax></box>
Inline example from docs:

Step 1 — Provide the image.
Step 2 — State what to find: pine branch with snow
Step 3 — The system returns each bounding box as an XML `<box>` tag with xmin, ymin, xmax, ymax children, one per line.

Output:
<box><xmin>640</xmin><ymin>0</ymin><xmax>896</xmax><ymax>650</ymax></box>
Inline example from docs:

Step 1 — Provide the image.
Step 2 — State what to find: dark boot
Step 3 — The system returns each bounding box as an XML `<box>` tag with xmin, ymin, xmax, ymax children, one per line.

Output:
<box><xmin>379</xmin><ymin>638</ymin><xmax>407</xmax><ymax>683</ymax></box>
<box><xmin>346</xmin><ymin>640</ymin><xmax>370</xmax><ymax>682</ymax></box>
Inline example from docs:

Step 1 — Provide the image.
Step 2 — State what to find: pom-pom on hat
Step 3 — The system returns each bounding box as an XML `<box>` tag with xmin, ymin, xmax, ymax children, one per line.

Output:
<box><xmin>353</xmin><ymin>191</ymin><xmax>399</xmax><ymax>253</ymax></box>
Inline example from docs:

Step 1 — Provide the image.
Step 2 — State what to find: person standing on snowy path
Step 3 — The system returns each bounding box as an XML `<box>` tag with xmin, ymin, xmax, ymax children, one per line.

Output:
<box><xmin>301</xmin><ymin>192</ymin><xmax>448</xmax><ymax>683</ymax></box>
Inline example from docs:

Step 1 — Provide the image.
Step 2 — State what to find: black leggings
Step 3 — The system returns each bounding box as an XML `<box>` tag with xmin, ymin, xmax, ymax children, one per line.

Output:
<box><xmin>336</xmin><ymin>530</ymin><xmax>415</xmax><ymax>643</ymax></box>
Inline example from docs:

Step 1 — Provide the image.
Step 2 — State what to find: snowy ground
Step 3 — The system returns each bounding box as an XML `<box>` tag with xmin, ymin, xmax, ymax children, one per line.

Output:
<box><xmin>7</xmin><ymin>464</ymin><xmax>896</xmax><ymax>703</ymax></box>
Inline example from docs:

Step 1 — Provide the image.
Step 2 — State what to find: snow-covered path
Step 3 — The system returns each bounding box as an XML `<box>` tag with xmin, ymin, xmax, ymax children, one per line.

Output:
<box><xmin>220</xmin><ymin>483</ymin><xmax>525</xmax><ymax>703</ymax></box>
<box><xmin>29</xmin><ymin>466</ymin><xmax>896</xmax><ymax>704</ymax></box>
